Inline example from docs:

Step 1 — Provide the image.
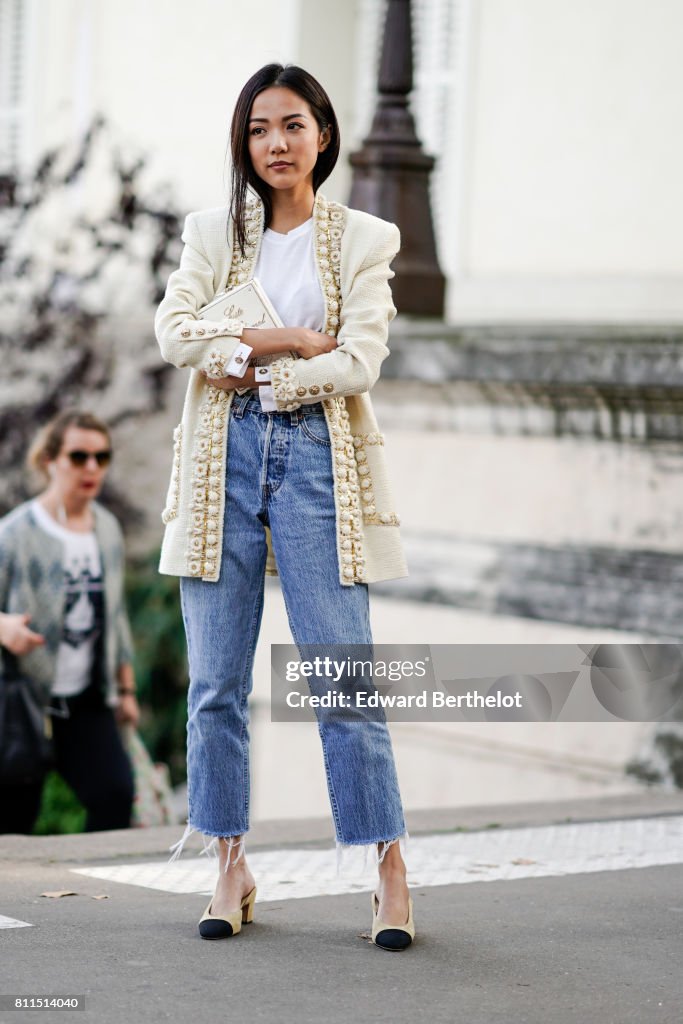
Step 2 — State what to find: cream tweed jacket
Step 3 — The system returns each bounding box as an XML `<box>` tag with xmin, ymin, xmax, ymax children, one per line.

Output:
<box><xmin>154</xmin><ymin>190</ymin><xmax>408</xmax><ymax>587</ymax></box>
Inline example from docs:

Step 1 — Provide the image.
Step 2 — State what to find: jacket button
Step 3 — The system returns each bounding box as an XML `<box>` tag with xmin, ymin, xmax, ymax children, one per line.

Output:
<box><xmin>235</xmin><ymin>356</ymin><xmax>244</xmax><ymax>364</ymax></box>
<box><xmin>196</xmin><ymin>328</ymin><xmax>206</xmax><ymax>336</ymax></box>
<box><xmin>322</xmin><ymin>383</ymin><xmax>334</xmax><ymax>393</ymax></box>
<box><xmin>181</xmin><ymin>329</ymin><xmax>191</xmax><ymax>338</ymax></box>
<box><xmin>296</xmin><ymin>386</ymin><xmax>307</xmax><ymax>396</ymax></box>
<box><xmin>309</xmin><ymin>385</ymin><xmax>320</xmax><ymax>395</ymax></box>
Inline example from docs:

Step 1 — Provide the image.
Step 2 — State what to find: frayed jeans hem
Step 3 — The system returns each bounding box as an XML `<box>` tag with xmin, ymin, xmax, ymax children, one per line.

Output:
<box><xmin>335</xmin><ymin>829</ymin><xmax>409</xmax><ymax>877</ymax></box>
<box><xmin>167</xmin><ymin>821</ymin><xmax>247</xmax><ymax>874</ymax></box>
<box><xmin>168</xmin><ymin>822</ymin><xmax>409</xmax><ymax>879</ymax></box>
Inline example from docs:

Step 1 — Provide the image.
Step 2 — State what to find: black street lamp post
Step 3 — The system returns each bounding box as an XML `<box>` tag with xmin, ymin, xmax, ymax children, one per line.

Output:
<box><xmin>349</xmin><ymin>0</ymin><xmax>445</xmax><ymax>317</ymax></box>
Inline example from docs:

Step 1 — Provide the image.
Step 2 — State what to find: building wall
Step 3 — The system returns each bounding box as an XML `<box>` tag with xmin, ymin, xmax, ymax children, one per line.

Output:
<box><xmin>11</xmin><ymin>0</ymin><xmax>357</xmax><ymax>209</ymax></box>
<box><xmin>5</xmin><ymin>0</ymin><xmax>683</xmax><ymax>320</ymax></box>
<box><xmin>352</xmin><ymin>0</ymin><xmax>683</xmax><ymax>323</ymax></box>
<box><xmin>452</xmin><ymin>0</ymin><xmax>683</xmax><ymax>321</ymax></box>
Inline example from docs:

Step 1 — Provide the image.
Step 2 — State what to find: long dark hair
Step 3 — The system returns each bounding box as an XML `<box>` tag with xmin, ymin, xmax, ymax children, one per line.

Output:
<box><xmin>229</xmin><ymin>64</ymin><xmax>340</xmax><ymax>256</ymax></box>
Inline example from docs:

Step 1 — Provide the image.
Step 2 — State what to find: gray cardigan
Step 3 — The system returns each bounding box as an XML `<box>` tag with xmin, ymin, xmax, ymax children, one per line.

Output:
<box><xmin>0</xmin><ymin>500</ymin><xmax>134</xmax><ymax>708</ymax></box>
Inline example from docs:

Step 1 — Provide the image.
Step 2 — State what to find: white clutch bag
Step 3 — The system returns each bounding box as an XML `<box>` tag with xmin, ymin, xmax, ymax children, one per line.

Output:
<box><xmin>198</xmin><ymin>278</ymin><xmax>292</xmax><ymax>394</ymax></box>
<box><xmin>198</xmin><ymin>277</ymin><xmax>284</xmax><ymax>333</ymax></box>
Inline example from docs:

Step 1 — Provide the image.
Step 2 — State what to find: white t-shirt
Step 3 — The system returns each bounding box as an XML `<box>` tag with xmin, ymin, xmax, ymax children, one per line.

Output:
<box><xmin>255</xmin><ymin>217</ymin><xmax>325</xmax><ymax>332</ymax></box>
<box><xmin>252</xmin><ymin>217</ymin><xmax>326</xmax><ymax>411</ymax></box>
<box><xmin>31</xmin><ymin>500</ymin><xmax>105</xmax><ymax>698</ymax></box>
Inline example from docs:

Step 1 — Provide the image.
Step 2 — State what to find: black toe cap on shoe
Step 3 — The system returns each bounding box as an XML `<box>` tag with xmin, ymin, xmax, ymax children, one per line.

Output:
<box><xmin>198</xmin><ymin>919</ymin><xmax>234</xmax><ymax>939</ymax></box>
<box><xmin>374</xmin><ymin>928</ymin><xmax>413</xmax><ymax>951</ymax></box>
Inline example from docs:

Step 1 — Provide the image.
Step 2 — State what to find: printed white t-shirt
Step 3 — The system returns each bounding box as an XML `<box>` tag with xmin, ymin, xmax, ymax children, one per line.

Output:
<box><xmin>31</xmin><ymin>500</ymin><xmax>105</xmax><ymax>698</ymax></box>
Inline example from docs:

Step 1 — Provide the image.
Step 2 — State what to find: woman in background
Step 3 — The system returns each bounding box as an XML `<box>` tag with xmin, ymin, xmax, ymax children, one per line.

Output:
<box><xmin>0</xmin><ymin>410</ymin><xmax>139</xmax><ymax>834</ymax></box>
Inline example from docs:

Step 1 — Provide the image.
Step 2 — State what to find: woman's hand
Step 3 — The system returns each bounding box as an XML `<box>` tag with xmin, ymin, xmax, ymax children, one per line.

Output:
<box><xmin>240</xmin><ymin>326</ymin><xmax>338</xmax><ymax>360</ymax></box>
<box><xmin>115</xmin><ymin>693</ymin><xmax>140</xmax><ymax>729</ymax></box>
<box><xmin>292</xmin><ymin>329</ymin><xmax>339</xmax><ymax>360</ymax></box>
<box><xmin>0</xmin><ymin>612</ymin><xmax>45</xmax><ymax>656</ymax></box>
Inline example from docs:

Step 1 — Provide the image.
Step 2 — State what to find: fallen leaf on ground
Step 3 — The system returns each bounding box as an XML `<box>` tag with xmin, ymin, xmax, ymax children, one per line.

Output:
<box><xmin>91</xmin><ymin>894</ymin><xmax>109</xmax><ymax>900</ymax></box>
<box><xmin>40</xmin><ymin>890</ymin><xmax>78</xmax><ymax>898</ymax></box>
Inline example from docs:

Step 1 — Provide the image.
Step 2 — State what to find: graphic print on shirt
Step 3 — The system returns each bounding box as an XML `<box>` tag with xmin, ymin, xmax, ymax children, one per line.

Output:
<box><xmin>62</xmin><ymin>554</ymin><xmax>104</xmax><ymax>650</ymax></box>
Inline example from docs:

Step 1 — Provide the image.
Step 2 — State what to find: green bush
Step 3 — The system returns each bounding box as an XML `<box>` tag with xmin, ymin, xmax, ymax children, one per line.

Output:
<box><xmin>123</xmin><ymin>548</ymin><xmax>189</xmax><ymax>788</ymax></box>
<box><xmin>34</xmin><ymin>772</ymin><xmax>87</xmax><ymax>835</ymax></box>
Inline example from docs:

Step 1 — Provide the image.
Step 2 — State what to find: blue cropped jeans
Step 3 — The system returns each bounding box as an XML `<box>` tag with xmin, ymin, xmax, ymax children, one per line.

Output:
<box><xmin>169</xmin><ymin>390</ymin><xmax>407</xmax><ymax>873</ymax></box>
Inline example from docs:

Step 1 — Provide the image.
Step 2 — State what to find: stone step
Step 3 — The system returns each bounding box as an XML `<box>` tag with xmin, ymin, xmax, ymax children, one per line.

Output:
<box><xmin>374</xmin><ymin>530</ymin><xmax>683</xmax><ymax>639</ymax></box>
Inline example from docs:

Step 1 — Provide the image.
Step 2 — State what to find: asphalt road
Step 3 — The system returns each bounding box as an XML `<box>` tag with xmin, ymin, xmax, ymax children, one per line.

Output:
<box><xmin>2</xmin><ymin>851</ymin><xmax>682</xmax><ymax>1023</ymax></box>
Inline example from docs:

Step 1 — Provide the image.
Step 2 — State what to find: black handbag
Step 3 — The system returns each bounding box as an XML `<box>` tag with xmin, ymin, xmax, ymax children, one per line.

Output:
<box><xmin>0</xmin><ymin>653</ymin><xmax>55</xmax><ymax>785</ymax></box>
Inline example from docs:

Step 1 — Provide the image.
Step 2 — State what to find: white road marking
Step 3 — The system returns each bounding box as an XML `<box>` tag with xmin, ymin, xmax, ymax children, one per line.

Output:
<box><xmin>0</xmin><ymin>915</ymin><xmax>32</xmax><ymax>929</ymax></box>
<box><xmin>71</xmin><ymin>815</ymin><xmax>683</xmax><ymax>903</ymax></box>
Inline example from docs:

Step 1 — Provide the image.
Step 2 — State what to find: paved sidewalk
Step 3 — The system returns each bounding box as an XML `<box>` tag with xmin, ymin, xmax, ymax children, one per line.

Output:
<box><xmin>2</xmin><ymin>793</ymin><xmax>683</xmax><ymax>1024</ymax></box>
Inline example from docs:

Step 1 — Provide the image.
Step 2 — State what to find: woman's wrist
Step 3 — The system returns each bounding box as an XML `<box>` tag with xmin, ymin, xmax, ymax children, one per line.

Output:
<box><xmin>287</xmin><ymin>329</ymin><xmax>302</xmax><ymax>354</ymax></box>
<box><xmin>117</xmin><ymin>662</ymin><xmax>136</xmax><ymax>697</ymax></box>
<box><xmin>242</xmin><ymin>327</ymin><xmax>301</xmax><ymax>356</ymax></box>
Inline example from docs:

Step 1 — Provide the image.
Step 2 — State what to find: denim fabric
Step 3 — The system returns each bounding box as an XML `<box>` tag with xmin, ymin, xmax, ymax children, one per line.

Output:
<box><xmin>178</xmin><ymin>390</ymin><xmax>406</xmax><ymax>848</ymax></box>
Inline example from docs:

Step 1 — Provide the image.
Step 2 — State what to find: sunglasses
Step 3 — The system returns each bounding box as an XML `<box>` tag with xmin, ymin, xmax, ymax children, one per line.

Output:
<box><xmin>64</xmin><ymin>449</ymin><xmax>113</xmax><ymax>468</ymax></box>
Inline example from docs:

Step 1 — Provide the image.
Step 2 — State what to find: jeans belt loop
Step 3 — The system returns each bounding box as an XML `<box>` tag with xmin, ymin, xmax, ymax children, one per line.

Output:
<box><xmin>231</xmin><ymin>392</ymin><xmax>251</xmax><ymax>419</ymax></box>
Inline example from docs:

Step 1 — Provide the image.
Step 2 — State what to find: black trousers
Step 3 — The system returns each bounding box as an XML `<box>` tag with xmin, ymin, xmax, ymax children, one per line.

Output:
<box><xmin>0</xmin><ymin>677</ymin><xmax>134</xmax><ymax>835</ymax></box>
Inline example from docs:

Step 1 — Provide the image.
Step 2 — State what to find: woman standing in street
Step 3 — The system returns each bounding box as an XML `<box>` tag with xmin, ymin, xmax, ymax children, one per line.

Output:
<box><xmin>157</xmin><ymin>63</ymin><xmax>414</xmax><ymax>949</ymax></box>
<box><xmin>0</xmin><ymin>410</ymin><xmax>139</xmax><ymax>835</ymax></box>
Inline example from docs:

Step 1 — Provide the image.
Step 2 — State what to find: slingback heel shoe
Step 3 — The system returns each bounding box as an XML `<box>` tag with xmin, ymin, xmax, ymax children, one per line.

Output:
<box><xmin>198</xmin><ymin>885</ymin><xmax>257</xmax><ymax>940</ymax></box>
<box><xmin>371</xmin><ymin>891</ymin><xmax>415</xmax><ymax>951</ymax></box>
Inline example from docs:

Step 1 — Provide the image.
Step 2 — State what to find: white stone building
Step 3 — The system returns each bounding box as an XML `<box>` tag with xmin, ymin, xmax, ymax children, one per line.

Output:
<box><xmin>3</xmin><ymin>0</ymin><xmax>683</xmax><ymax>323</ymax></box>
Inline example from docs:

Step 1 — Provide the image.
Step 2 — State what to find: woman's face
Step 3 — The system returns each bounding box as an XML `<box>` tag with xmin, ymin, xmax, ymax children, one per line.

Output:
<box><xmin>247</xmin><ymin>86</ymin><xmax>329</xmax><ymax>192</ymax></box>
<box><xmin>46</xmin><ymin>426</ymin><xmax>112</xmax><ymax>503</ymax></box>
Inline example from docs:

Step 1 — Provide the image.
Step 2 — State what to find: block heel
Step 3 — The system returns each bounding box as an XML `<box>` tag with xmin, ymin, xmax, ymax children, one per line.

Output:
<box><xmin>241</xmin><ymin>885</ymin><xmax>256</xmax><ymax>924</ymax></box>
